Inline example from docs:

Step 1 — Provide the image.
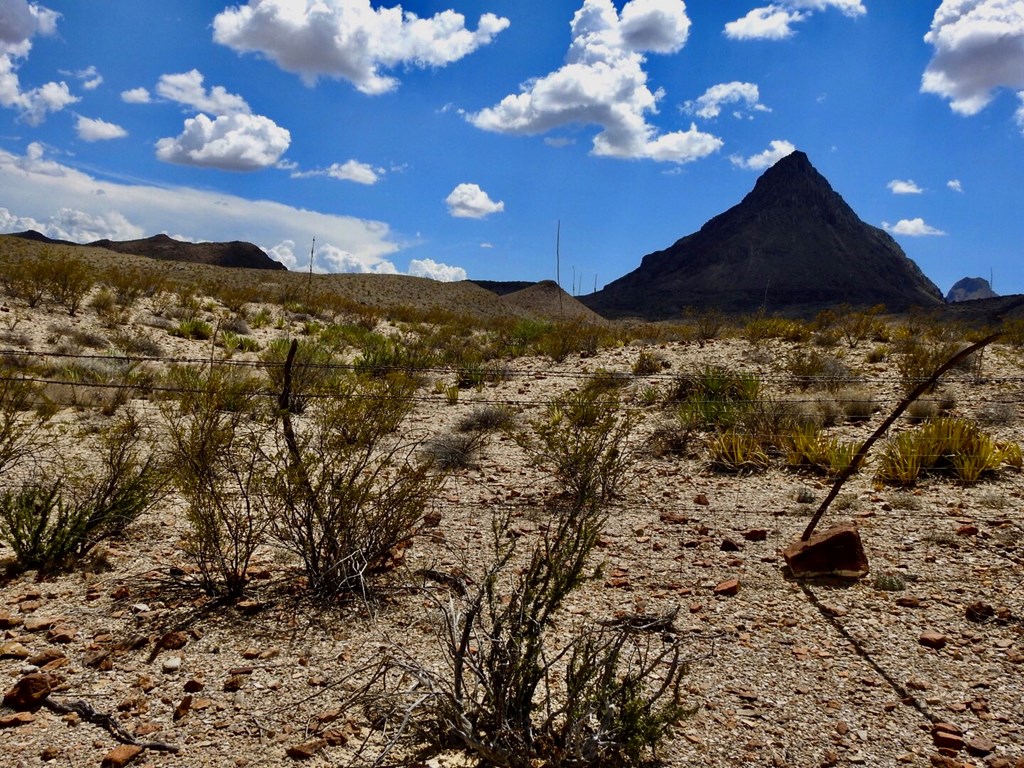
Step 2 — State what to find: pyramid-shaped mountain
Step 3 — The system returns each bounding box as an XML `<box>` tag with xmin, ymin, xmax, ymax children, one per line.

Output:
<box><xmin>583</xmin><ymin>151</ymin><xmax>944</xmax><ymax>319</ymax></box>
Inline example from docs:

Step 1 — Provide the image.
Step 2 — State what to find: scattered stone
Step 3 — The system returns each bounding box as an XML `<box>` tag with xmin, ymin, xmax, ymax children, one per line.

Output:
<box><xmin>720</xmin><ymin>538</ymin><xmax>742</xmax><ymax>552</ymax></box>
<box><xmin>742</xmin><ymin>529</ymin><xmax>768</xmax><ymax>542</ymax></box>
<box><xmin>3</xmin><ymin>673</ymin><xmax>57</xmax><ymax>711</ymax></box>
<box><xmin>46</xmin><ymin>625</ymin><xmax>77</xmax><ymax>644</ymax></box>
<box><xmin>694</xmin><ymin>494</ymin><xmax>710</xmax><ymax>506</ymax></box>
<box><xmin>223</xmin><ymin>675</ymin><xmax>247</xmax><ymax>692</ymax></box>
<box><xmin>158</xmin><ymin>631</ymin><xmax>189</xmax><ymax>650</ymax></box>
<box><xmin>932</xmin><ymin>722</ymin><xmax>964</xmax><ymax>752</ymax></box>
<box><xmin>84</xmin><ymin>649</ymin><xmax>114</xmax><ymax>670</ymax></box>
<box><xmin>920</xmin><ymin>631</ymin><xmax>948</xmax><ymax>650</ymax></box>
<box><xmin>0</xmin><ymin>641</ymin><xmax>31</xmax><ymax>660</ymax></box>
<box><xmin>286</xmin><ymin>739</ymin><xmax>328</xmax><ymax>760</ymax></box>
<box><xmin>27</xmin><ymin>648</ymin><xmax>65</xmax><ymax>668</ymax></box>
<box><xmin>0</xmin><ymin>711</ymin><xmax>36</xmax><ymax>728</ymax></box>
<box><xmin>39</xmin><ymin>746</ymin><xmax>60</xmax><ymax>760</ymax></box>
<box><xmin>161</xmin><ymin>655</ymin><xmax>182</xmax><ymax>674</ymax></box>
<box><xmin>965</xmin><ymin>736</ymin><xmax>995</xmax><ymax>756</ymax></box>
<box><xmin>0</xmin><ymin>609</ymin><xmax>22</xmax><ymax>629</ymax></box>
<box><xmin>956</xmin><ymin>525</ymin><xmax>979</xmax><ymax>537</ymax></box>
<box><xmin>23</xmin><ymin>615</ymin><xmax>61</xmax><ymax>632</ymax></box>
<box><xmin>173</xmin><ymin>695</ymin><xmax>193</xmax><ymax>721</ymax></box>
<box><xmin>713</xmin><ymin>578</ymin><xmax>740</xmax><ymax>596</ymax></box>
<box><xmin>101</xmin><ymin>744</ymin><xmax>143</xmax><ymax>768</ymax></box>
<box><xmin>966</xmin><ymin>602</ymin><xmax>995</xmax><ymax>623</ymax></box>
<box><xmin>184</xmin><ymin>678</ymin><xmax>205</xmax><ymax>693</ymax></box>
<box><xmin>896</xmin><ymin>596</ymin><xmax>923</xmax><ymax>608</ymax></box>
<box><xmin>782</xmin><ymin>523</ymin><xmax>869</xmax><ymax>579</ymax></box>
<box><xmin>236</xmin><ymin>600</ymin><xmax>263</xmax><ymax>616</ymax></box>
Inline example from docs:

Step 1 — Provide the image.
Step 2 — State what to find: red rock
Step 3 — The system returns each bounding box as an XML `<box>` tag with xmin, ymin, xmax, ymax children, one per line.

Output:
<box><xmin>956</xmin><ymin>525</ymin><xmax>979</xmax><ymax>537</ymax></box>
<box><xmin>0</xmin><ymin>641</ymin><xmax>31</xmax><ymax>659</ymax></box>
<box><xmin>158</xmin><ymin>631</ymin><xmax>189</xmax><ymax>650</ymax></box>
<box><xmin>713</xmin><ymin>578</ymin><xmax>740</xmax><ymax>596</ymax></box>
<box><xmin>896</xmin><ymin>596</ymin><xmax>923</xmax><ymax>608</ymax></box>
<box><xmin>0</xmin><ymin>609</ymin><xmax>22</xmax><ymax>629</ymax></box>
<box><xmin>965</xmin><ymin>736</ymin><xmax>995</xmax><ymax>756</ymax></box>
<box><xmin>932</xmin><ymin>722</ymin><xmax>964</xmax><ymax>752</ymax></box>
<box><xmin>101</xmin><ymin>744</ymin><xmax>143</xmax><ymax>768</ymax></box>
<box><xmin>720</xmin><ymin>538</ymin><xmax>742</xmax><ymax>552</ymax></box>
<box><xmin>920</xmin><ymin>631</ymin><xmax>948</xmax><ymax>650</ymax></box>
<box><xmin>965</xmin><ymin>602</ymin><xmax>994</xmax><ymax>622</ymax></box>
<box><xmin>46</xmin><ymin>625</ymin><xmax>77</xmax><ymax>644</ymax></box>
<box><xmin>27</xmin><ymin>648</ymin><xmax>66</xmax><ymax>668</ymax></box>
<box><xmin>184</xmin><ymin>678</ymin><xmax>205</xmax><ymax>693</ymax></box>
<box><xmin>23</xmin><ymin>615</ymin><xmax>62</xmax><ymax>632</ymax></box>
<box><xmin>3</xmin><ymin>673</ymin><xmax>57</xmax><ymax>710</ymax></box>
<box><xmin>0</xmin><ymin>711</ymin><xmax>36</xmax><ymax>728</ymax></box>
<box><xmin>223</xmin><ymin>675</ymin><xmax>246</xmax><ymax>692</ymax></box>
<box><xmin>742</xmin><ymin>529</ymin><xmax>768</xmax><ymax>542</ymax></box>
<box><xmin>782</xmin><ymin>523</ymin><xmax>869</xmax><ymax>579</ymax></box>
<box><xmin>286</xmin><ymin>740</ymin><xmax>327</xmax><ymax>760</ymax></box>
<box><xmin>173</xmin><ymin>695</ymin><xmax>193</xmax><ymax>721</ymax></box>
<box><xmin>694</xmin><ymin>494</ymin><xmax>710</xmax><ymax>506</ymax></box>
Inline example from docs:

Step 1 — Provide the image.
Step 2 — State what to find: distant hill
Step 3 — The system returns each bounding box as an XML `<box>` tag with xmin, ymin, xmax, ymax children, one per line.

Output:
<box><xmin>500</xmin><ymin>280</ymin><xmax>604</xmax><ymax>323</ymax></box>
<box><xmin>946</xmin><ymin>277</ymin><xmax>997</xmax><ymax>303</ymax></box>
<box><xmin>582</xmin><ymin>151</ymin><xmax>944</xmax><ymax>319</ymax></box>
<box><xmin>10</xmin><ymin>230</ymin><xmax>286</xmax><ymax>271</ymax></box>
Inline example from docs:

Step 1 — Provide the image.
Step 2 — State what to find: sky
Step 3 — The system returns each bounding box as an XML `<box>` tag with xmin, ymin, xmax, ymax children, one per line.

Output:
<box><xmin>1</xmin><ymin>1</ymin><xmax>1023</xmax><ymax>297</ymax></box>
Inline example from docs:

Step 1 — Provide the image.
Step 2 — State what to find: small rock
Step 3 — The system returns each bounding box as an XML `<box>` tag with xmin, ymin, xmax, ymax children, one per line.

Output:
<box><xmin>965</xmin><ymin>602</ymin><xmax>995</xmax><ymax>623</ymax></box>
<box><xmin>184</xmin><ymin>678</ymin><xmax>205</xmax><ymax>693</ymax></box>
<box><xmin>742</xmin><ymin>529</ymin><xmax>768</xmax><ymax>542</ymax></box>
<box><xmin>896</xmin><ymin>596</ymin><xmax>923</xmax><ymax>608</ymax></box>
<box><xmin>101</xmin><ymin>744</ymin><xmax>143</xmax><ymax>768</ymax></box>
<box><xmin>27</xmin><ymin>648</ymin><xmax>66</xmax><ymax>668</ymax></box>
<box><xmin>161</xmin><ymin>656</ymin><xmax>182</xmax><ymax>674</ymax></box>
<box><xmin>3</xmin><ymin>673</ymin><xmax>57</xmax><ymax>711</ymax></box>
<box><xmin>23</xmin><ymin>615</ymin><xmax>61</xmax><ymax>632</ymax></box>
<box><xmin>932</xmin><ymin>722</ymin><xmax>964</xmax><ymax>752</ymax></box>
<box><xmin>956</xmin><ymin>525</ymin><xmax>979</xmax><ymax>537</ymax></box>
<box><xmin>720</xmin><ymin>538</ymin><xmax>742</xmax><ymax>552</ymax></box>
<box><xmin>0</xmin><ymin>711</ymin><xmax>36</xmax><ymax>728</ymax></box>
<box><xmin>782</xmin><ymin>523</ymin><xmax>869</xmax><ymax>579</ymax></box>
<box><xmin>0</xmin><ymin>609</ymin><xmax>22</xmax><ymax>629</ymax></box>
<box><xmin>223</xmin><ymin>675</ymin><xmax>246</xmax><ymax>692</ymax></box>
<box><xmin>0</xmin><ymin>641</ymin><xmax>31</xmax><ymax>660</ymax></box>
<box><xmin>39</xmin><ymin>746</ymin><xmax>60</xmax><ymax>760</ymax></box>
<box><xmin>920</xmin><ymin>631</ymin><xmax>948</xmax><ymax>650</ymax></box>
<box><xmin>694</xmin><ymin>493</ymin><xmax>710</xmax><ymax>505</ymax></box>
<box><xmin>286</xmin><ymin>739</ymin><xmax>328</xmax><ymax>760</ymax></box>
<box><xmin>158</xmin><ymin>631</ymin><xmax>189</xmax><ymax>651</ymax></box>
<box><xmin>46</xmin><ymin>625</ymin><xmax>77</xmax><ymax>644</ymax></box>
<box><xmin>173</xmin><ymin>695</ymin><xmax>193</xmax><ymax>721</ymax></box>
<box><xmin>713</xmin><ymin>578</ymin><xmax>740</xmax><ymax>596</ymax></box>
<box><xmin>965</xmin><ymin>737</ymin><xmax>995</xmax><ymax>756</ymax></box>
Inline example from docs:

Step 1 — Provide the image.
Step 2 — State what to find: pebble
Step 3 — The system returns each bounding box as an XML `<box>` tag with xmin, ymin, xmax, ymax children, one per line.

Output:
<box><xmin>162</xmin><ymin>655</ymin><xmax>183</xmax><ymax>673</ymax></box>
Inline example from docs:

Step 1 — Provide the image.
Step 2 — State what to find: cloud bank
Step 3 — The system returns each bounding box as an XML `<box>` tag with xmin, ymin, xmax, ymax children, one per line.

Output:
<box><xmin>922</xmin><ymin>0</ymin><xmax>1024</xmax><ymax>130</ymax></box>
<box><xmin>468</xmin><ymin>0</ymin><xmax>723</xmax><ymax>164</ymax></box>
<box><xmin>725</xmin><ymin>0</ymin><xmax>866</xmax><ymax>40</ymax></box>
<box><xmin>212</xmin><ymin>0</ymin><xmax>510</xmax><ymax>95</ymax></box>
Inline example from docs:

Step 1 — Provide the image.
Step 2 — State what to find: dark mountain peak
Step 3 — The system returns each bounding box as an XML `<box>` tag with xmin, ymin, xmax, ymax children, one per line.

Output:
<box><xmin>582</xmin><ymin>151</ymin><xmax>944</xmax><ymax>319</ymax></box>
<box><xmin>946</xmin><ymin>277</ymin><xmax>997</xmax><ymax>303</ymax></box>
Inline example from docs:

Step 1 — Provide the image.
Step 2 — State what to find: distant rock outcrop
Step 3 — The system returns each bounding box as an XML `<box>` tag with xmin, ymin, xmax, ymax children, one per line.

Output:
<box><xmin>946</xmin><ymin>277</ymin><xmax>997</xmax><ymax>303</ymax></box>
<box><xmin>501</xmin><ymin>280</ymin><xmax>604</xmax><ymax>322</ymax></box>
<box><xmin>88</xmin><ymin>234</ymin><xmax>286</xmax><ymax>271</ymax></box>
<box><xmin>9</xmin><ymin>230</ymin><xmax>285</xmax><ymax>271</ymax></box>
<box><xmin>582</xmin><ymin>151</ymin><xmax>944</xmax><ymax>319</ymax></box>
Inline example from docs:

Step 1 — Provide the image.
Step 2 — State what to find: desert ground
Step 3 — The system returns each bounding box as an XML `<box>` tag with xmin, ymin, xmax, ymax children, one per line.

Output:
<box><xmin>0</xmin><ymin>236</ymin><xmax>1023</xmax><ymax>768</ymax></box>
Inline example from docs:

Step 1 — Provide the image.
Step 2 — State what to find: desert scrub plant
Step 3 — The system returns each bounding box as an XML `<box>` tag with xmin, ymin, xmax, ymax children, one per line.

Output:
<box><xmin>163</xmin><ymin>394</ymin><xmax>273</xmax><ymax>597</ymax></box>
<box><xmin>421</xmin><ymin>432</ymin><xmax>486</xmax><ymax>470</ymax></box>
<box><xmin>895</xmin><ymin>339</ymin><xmax>958</xmax><ymax>395</ymax></box>
<box><xmin>707</xmin><ymin>429</ymin><xmax>770</xmax><ymax>473</ymax></box>
<box><xmin>835</xmin><ymin>304</ymin><xmax>885</xmax><ymax>348</ymax></box>
<box><xmin>388</xmin><ymin>503</ymin><xmax>688</xmax><ymax>768</ymax></box>
<box><xmin>684</xmin><ymin>307</ymin><xmax>724</xmax><ymax>346</ymax></box>
<box><xmin>267</xmin><ymin>370</ymin><xmax>443</xmax><ymax>598</ymax></box>
<box><xmin>785</xmin><ymin>349</ymin><xmax>851</xmax><ymax>392</ymax></box>
<box><xmin>515</xmin><ymin>389</ymin><xmax>638</xmax><ymax>506</ymax></box>
<box><xmin>875</xmin><ymin>417</ymin><xmax>1021</xmax><ymax>486</ymax></box>
<box><xmin>456</xmin><ymin>404</ymin><xmax>517</xmax><ymax>434</ymax></box>
<box><xmin>165</xmin><ymin>364</ymin><xmax>264</xmax><ymax>415</ymax></box>
<box><xmin>632</xmin><ymin>350</ymin><xmax>665</xmax><ymax>376</ymax></box>
<box><xmin>0</xmin><ymin>412</ymin><xmax>162</xmax><ymax>573</ymax></box>
<box><xmin>668</xmin><ymin>365</ymin><xmax>761</xmax><ymax>432</ymax></box>
<box><xmin>835</xmin><ymin>387</ymin><xmax>877</xmax><ymax>422</ymax></box>
<box><xmin>261</xmin><ymin>337</ymin><xmax>338</xmax><ymax>414</ymax></box>
<box><xmin>0</xmin><ymin>370</ymin><xmax>38</xmax><ymax>476</ymax></box>
<box><xmin>45</xmin><ymin>251</ymin><xmax>93</xmax><ymax>316</ymax></box>
<box><xmin>170</xmin><ymin>317</ymin><xmax>214</xmax><ymax>341</ymax></box>
<box><xmin>784</xmin><ymin>425</ymin><xmax>862</xmax><ymax>477</ymax></box>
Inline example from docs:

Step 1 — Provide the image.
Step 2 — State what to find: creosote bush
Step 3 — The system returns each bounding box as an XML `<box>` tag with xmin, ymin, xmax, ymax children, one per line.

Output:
<box><xmin>0</xmin><ymin>412</ymin><xmax>162</xmax><ymax>573</ymax></box>
<box><xmin>268</xmin><ymin>372</ymin><xmax>444</xmax><ymax>598</ymax></box>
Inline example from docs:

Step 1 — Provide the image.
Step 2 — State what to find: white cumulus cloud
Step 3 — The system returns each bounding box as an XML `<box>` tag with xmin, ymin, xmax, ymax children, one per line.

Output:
<box><xmin>156</xmin><ymin>69</ymin><xmax>251</xmax><ymax>114</ymax></box>
<box><xmin>445</xmin><ymin>183</ymin><xmax>504</xmax><ymax>219</ymax></box>
<box><xmin>469</xmin><ymin>0</ymin><xmax>722</xmax><ymax>164</ymax></box>
<box><xmin>684</xmin><ymin>81</ymin><xmax>769</xmax><ymax>119</ymax></box>
<box><xmin>729</xmin><ymin>139</ymin><xmax>796</xmax><ymax>170</ymax></box>
<box><xmin>947</xmin><ymin>178</ymin><xmax>963</xmax><ymax>192</ymax></box>
<box><xmin>887</xmin><ymin>179</ymin><xmax>924</xmax><ymax>195</ymax></box>
<box><xmin>922</xmin><ymin>0</ymin><xmax>1024</xmax><ymax>123</ymax></box>
<box><xmin>155</xmin><ymin>112</ymin><xmax>291</xmax><ymax>171</ymax></box>
<box><xmin>293</xmin><ymin>159</ymin><xmax>382</xmax><ymax>185</ymax></box>
<box><xmin>121</xmin><ymin>86</ymin><xmax>151</xmax><ymax>104</ymax></box>
<box><xmin>725</xmin><ymin>0</ymin><xmax>865</xmax><ymax>40</ymax></box>
<box><xmin>212</xmin><ymin>0</ymin><xmax>509</xmax><ymax>95</ymax></box>
<box><xmin>408</xmin><ymin>257</ymin><xmax>468</xmax><ymax>282</ymax></box>
<box><xmin>60</xmin><ymin>65</ymin><xmax>102</xmax><ymax>90</ymax></box>
<box><xmin>75</xmin><ymin>115</ymin><xmax>128</xmax><ymax>142</ymax></box>
<box><xmin>0</xmin><ymin>142</ymin><xmax>401</xmax><ymax>272</ymax></box>
<box><xmin>0</xmin><ymin>1</ymin><xmax>75</xmax><ymax>125</ymax></box>
<box><xmin>883</xmin><ymin>218</ymin><xmax>947</xmax><ymax>237</ymax></box>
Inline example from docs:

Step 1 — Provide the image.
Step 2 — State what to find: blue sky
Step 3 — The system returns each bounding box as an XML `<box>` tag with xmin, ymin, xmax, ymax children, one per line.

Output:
<box><xmin>1</xmin><ymin>1</ymin><xmax>1023</xmax><ymax>296</ymax></box>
